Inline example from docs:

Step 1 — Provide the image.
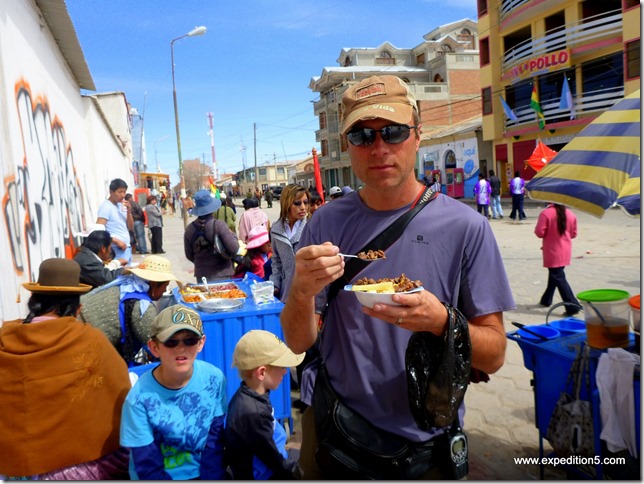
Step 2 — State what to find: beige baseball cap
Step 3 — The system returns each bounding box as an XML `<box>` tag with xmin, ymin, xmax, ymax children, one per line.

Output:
<box><xmin>232</xmin><ymin>330</ymin><xmax>305</xmax><ymax>370</ymax></box>
<box><xmin>340</xmin><ymin>75</ymin><xmax>418</xmax><ymax>134</ymax></box>
<box><xmin>150</xmin><ymin>304</ymin><xmax>204</xmax><ymax>342</ymax></box>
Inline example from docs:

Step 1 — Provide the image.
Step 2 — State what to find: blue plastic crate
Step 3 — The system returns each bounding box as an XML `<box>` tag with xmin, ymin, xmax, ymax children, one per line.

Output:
<box><xmin>508</xmin><ymin>330</ymin><xmax>637</xmax><ymax>436</ymax></box>
<box><xmin>172</xmin><ymin>276</ymin><xmax>292</xmax><ymax>427</ymax></box>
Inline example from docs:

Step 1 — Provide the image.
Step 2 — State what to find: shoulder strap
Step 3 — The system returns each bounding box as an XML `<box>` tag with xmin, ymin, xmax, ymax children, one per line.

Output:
<box><xmin>326</xmin><ymin>186</ymin><xmax>437</xmax><ymax>306</ymax></box>
<box><xmin>206</xmin><ymin>217</ymin><xmax>216</xmax><ymax>244</ymax></box>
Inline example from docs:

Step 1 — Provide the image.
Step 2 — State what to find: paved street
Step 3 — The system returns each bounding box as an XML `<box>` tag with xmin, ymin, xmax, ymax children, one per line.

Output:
<box><xmin>143</xmin><ymin>195</ymin><xmax>640</xmax><ymax>480</ymax></box>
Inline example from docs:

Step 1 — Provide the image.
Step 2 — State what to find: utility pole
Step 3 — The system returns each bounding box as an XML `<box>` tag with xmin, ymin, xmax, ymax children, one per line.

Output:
<box><xmin>240</xmin><ymin>139</ymin><xmax>247</xmax><ymax>185</ymax></box>
<box><xmin>253</xmin><ymin>123</ymin><xmax>258</xmax><ymax>189</ymax></box>
<box><xmin>139</xmin><ymin>92</ymin><xmax>147</xmax><ymax>173</ymax></box>
<box><xmin>207</xmin><ymin>112</ymin><xmax>218</xmax><ymax>181</ymax></box>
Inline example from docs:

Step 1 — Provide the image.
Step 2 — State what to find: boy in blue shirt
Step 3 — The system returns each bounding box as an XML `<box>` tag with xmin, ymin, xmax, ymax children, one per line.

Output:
<box><xmin>120</xmin><ymin>305</ymin><xmax>227</xmax><ymax>479</ymax></box>
<box><xmin>225</xmin><ymin>330</ymin><xmax>304</xmax><ymax>479</ymax></box>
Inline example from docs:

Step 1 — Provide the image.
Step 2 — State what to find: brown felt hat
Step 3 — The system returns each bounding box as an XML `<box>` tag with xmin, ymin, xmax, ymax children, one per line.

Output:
<box><xmin>22</xmin><ymin>258</ymin><xmax>92</xmax><ymax>294</ymax></box>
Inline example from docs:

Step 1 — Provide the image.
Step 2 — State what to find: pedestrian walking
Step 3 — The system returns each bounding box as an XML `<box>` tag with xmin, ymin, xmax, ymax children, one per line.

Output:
<box><xmin>509</xmin><ymin>171</ymin><xmax>527</xmax><ymax>220</ymax></box>
<box><xmin>265</xmin><ymin>188</ymin><xmax>274</xmax><ymax>208</ymax></box>
<box><xmin>184</xmin><ymin>190</ymin><xmax>239</xmax><ymax>281</ymax></box>
<box><xmin>488</xmin><ymin>170</ymin><xmax>504</xmax><ymax>219</ymax></box>
<box><xmin>145</xmin><ymin>195</ymin><xmax>165</xmax><ymax>254</ymax></box>
<box><xmin>474</xmin><ymin>173</ymin><xmax>492</xmax><ymax>219</ymax></box>
<box><xmin>535</xmin><ymin>203</ymin><xmax>581</xmax><ymax>315</ymax></box>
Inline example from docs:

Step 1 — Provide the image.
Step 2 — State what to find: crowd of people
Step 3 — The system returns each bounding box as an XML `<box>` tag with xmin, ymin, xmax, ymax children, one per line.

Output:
<box><xmin>2</xmin><ymin>75</ymin><xmax>591</xmax><ymax>480</ymax></box>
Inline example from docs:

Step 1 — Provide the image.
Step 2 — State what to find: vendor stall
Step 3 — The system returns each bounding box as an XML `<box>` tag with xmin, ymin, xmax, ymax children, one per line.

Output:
<box><xmin>508</xmin><ymin>319</ymin><xmax>640</xmax><ymax>479</ymax></box>
<box><xmin>172</xmin><ymin>274</ymin><xmax>292</xmax><ymax>431</ymax></box>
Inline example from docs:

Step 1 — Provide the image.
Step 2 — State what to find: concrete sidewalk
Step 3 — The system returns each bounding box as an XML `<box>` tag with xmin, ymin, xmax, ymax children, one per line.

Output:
<box><xmin>145</xmin><ymin>197</ymin><xmax>640</xmax><ymax>480</ymax></box>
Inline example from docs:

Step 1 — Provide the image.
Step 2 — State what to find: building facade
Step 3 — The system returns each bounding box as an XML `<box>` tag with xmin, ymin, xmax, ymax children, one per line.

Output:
<box><xmin>309</xmin><ymin>19</ymin><xmax>481</xmax><ymax>191</ymax></box>
<box><xmin>478</xmin><ymin>0</ymin><xmax>640</xmax><ymax>189</ymax></box>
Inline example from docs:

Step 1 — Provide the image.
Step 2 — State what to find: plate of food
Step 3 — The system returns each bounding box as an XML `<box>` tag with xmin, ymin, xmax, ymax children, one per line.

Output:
<box><xmin>344</xmin><ymin>274</ymin><xmax>424</xmax><ymax>308</ymax></box>
<box><xmin>196</xmin><ymin>298</ymin><xmax>244</xmax><ymax>313</ymax></box>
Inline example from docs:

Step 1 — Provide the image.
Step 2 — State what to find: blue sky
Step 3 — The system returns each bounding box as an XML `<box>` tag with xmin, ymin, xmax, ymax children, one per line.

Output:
<box><xmin>65</xmin><ymin>0</ymin><xmax>478</xmax><ymax>182</ymax></box>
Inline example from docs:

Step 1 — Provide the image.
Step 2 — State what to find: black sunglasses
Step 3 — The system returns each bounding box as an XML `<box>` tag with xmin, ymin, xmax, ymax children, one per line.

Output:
<box><xmin>347</xmin><ymin>125</ymin><xmax>418</xmax><ymax>146</ymax></box>
<box><xmin>160</xmin><ymin>337</ymin><xmax>201</xmax><ymax>348</ymax></box>
<box><xmin>293</xmin><ymin>199</ymin><xmax>310</xmax><ymax>206</ymax></box>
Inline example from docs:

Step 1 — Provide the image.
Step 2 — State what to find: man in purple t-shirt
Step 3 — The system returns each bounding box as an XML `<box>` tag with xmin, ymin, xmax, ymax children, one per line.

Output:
<box><xmin>280</xmin><ymin>75</ymin><xmax>515</xmax><ymax>479</ymax></box>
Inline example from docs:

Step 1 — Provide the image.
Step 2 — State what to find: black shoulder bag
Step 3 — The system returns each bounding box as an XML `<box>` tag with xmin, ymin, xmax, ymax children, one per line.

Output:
<box><xmin>322</xmin><ymin>186</ymin><xmax>437</xmax><ymax>314</ymax></box>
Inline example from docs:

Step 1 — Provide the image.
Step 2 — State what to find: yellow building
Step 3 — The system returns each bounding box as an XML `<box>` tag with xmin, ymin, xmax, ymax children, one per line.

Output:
<box><xmin>478</xmin><ymin>0</ymin><xmax>640</xmax><ymax>188</ymax></box>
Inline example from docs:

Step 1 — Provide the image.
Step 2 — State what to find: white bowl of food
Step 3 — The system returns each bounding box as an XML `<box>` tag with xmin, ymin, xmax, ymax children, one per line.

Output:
<box><xmin>344</xmin><ymin>275</ymin><xmax>424</xmax><ymax>309</ymax></box>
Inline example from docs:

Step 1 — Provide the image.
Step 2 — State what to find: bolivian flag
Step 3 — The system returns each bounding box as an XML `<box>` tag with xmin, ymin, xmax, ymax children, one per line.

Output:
<box><xmin>208</xmin><ymin>176</ymin><xmax>220</xmax><ymax>198</ymax></box>
<box><xmin>530</xmin><ymin>84</ymin><xmax>545</xmax><ymax>130</ymax></box>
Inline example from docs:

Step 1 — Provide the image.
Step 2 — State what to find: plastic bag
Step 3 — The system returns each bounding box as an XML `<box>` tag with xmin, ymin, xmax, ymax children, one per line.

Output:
<box><xmin>405</xmin><ymin>304</ymin><xmax>472</xmax><ymax>430</ymax></box>
<box><xmin>546</xmin><ymin>344</ymin><xmax>594</xmax><ymax>457</ymax></box>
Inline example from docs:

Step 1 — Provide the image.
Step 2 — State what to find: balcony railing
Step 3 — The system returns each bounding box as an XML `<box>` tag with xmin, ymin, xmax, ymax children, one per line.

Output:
<box><xmin>499</xmin><ymin>0</ymin><xmax>530</xmax><ymax>20</ymax></box>
<box><xmin>313</xmin><ymin>98</ymin><xmax>326</xmax><ymax>113</ymax></box>
<box><xmin>503</xmin><ymin>86</ymin><xmax>624</xmax><ymax>130</ymax></box>
<box><xmin>502</xmin><ymin>10</ymin><xmax>622</xmax><ymax>72</ymax></box>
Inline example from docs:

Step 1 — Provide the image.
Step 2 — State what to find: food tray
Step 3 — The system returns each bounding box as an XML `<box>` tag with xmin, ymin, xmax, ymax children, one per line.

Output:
<box><xmin>196</xmin><ymin>298</ymin><xmax>244</xmax><ymax>313</ymax></box>
<box><xmin>183</xmin><ymin>282</ymin><xmax>241</xmax><ymax>293</ymax></box>
<box><xmin>180</xmin><ymin>282</ymin><xmax>246</xmax><ymax>303</ymax></box>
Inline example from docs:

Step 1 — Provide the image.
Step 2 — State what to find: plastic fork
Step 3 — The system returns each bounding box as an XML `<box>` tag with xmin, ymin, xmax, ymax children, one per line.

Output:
<box><xmin>339</xmin><ymin>253</ymin><xmax>384</xmax><ymax>262</ymax></box>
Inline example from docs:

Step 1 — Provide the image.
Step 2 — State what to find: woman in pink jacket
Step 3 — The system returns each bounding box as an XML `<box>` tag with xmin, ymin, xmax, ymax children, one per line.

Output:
<box><xmin>535</xmin><ymin>203</ymin><xmax>581</xmax><ymax>316</ymax></box>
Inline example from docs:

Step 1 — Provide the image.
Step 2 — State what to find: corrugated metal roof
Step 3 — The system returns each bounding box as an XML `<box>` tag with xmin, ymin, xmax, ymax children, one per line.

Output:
<box><xmin>34</xmin><ymin>0</ymin><xmax>95</xmax><ymax>91</ymax></box>
<box><xmin>421</xmin><ymin>116</ymin><xmax>481</xmax><ymax>140</ymax></box>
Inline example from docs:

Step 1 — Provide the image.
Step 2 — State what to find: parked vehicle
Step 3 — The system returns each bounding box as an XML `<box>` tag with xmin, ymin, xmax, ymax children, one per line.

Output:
<box><xmin>269</xmin><ymin>186</ymin><xmax>283</xmax><ymax>200</ymax></box>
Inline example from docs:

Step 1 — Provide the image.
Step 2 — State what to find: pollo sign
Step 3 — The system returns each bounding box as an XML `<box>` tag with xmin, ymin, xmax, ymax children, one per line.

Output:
<box><xmin>502</xmin><ymin>49</ymin><xmax>571</xmax><ymax>83</ymax></box>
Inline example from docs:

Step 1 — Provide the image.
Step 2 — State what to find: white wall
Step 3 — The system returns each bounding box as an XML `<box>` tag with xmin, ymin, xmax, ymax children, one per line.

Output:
<box><xmin>0</xmin><ymin>1</ymin><xmax>134</xmax><ymax>321</ymax></box>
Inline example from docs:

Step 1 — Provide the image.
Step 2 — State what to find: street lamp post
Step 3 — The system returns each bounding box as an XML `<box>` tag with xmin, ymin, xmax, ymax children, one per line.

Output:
<box><xmin>171</xmin><ymin>25</ymin><xmax>206</xmax><ymax>228</ymax></box>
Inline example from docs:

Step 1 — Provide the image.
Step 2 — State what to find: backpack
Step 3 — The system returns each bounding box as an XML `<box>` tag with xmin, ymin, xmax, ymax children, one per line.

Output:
<box><xmin>191</xmin><ymin>218</ymin><xmax>214</xmax><ymax>254</ymax></box>
<box><xmin>191</xmin><ymin>218</ymin><xmax>235</xmax><ymax>260</ymax></box>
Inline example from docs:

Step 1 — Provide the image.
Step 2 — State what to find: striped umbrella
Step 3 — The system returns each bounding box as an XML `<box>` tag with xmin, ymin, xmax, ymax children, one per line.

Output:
<box><xmin>526</xmin><ymin>90</ymin><xmax>640</xmax><ymax>217</ymax></box>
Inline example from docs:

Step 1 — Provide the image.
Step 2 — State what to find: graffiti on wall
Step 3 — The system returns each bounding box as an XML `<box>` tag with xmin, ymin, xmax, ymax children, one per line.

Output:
<box><xmin>3</xmin><ymin>80</ymin><xmax>88</xmax><ymax>282</ymax></box>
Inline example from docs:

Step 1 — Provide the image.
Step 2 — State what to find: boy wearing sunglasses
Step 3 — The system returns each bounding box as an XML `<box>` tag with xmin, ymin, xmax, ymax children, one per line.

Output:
<box><xmin>120</xmin><ymin>305</ymin><xmax>228</xmax><ymax>480</ymax></box>
<box><xmin>224</xmin><ymin>330</ymin><xmax>305</xmax><ymax>479</ymax></box>
<box><xmin>281</xmin><ymin>75</ymin><xmax>514</xmax><ymax>478</ymax></box>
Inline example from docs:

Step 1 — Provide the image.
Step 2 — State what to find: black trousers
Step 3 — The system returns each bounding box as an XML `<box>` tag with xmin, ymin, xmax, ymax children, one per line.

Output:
<box><xmin>150</xmin><ymin>226</ymin><xmax>163</xmax><ymax>253</ymax></box>
<box><xmin>540</xmin><ymin>267</ymin><xmax>579</xmax><ymax>313</ymax></box>
<box><xmin>510</xmin><ymin>194</ymin><xmax>526</xmax><ymax>220</ymax></box>
<box><xmin>477</xmin><ymin>204</ymin><xmax>490</xmax><ymax>217</ymax></box>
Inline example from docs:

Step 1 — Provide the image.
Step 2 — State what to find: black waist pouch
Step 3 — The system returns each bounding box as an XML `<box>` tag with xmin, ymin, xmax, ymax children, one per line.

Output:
<box><xmin>313</xmin><ymin>365</ymin><xmax>435</xmax><ymax>479</ymax></box>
